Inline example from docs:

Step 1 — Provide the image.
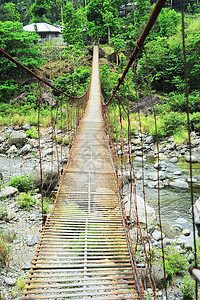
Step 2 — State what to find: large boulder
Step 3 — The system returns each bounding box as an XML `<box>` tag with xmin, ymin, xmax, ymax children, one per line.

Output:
<box><xmin>124</xmin><ymin>193</ymin><xmax>157</xmax><ymax>227</ymax></box>
<box><xmin>32</xmin><ymin>163</ymin><xmax>60</xmax><ymax>191</ymax></box>
<box><xmin>192</xmin><ymin>197</ymin><xmax>200</xmax><ymax>224</ymax></box>
<box><xmin>185</xmin><ymin>154</ymin><xmax>198</xmax><ymax>163</ymax></box>
<box><xmin>170</xmin><ymin>179</ymin><xmax>189</xmax><ymax>189</ymax></box>
<box><xmin>8</xmin><ymin>130</ymin><xmax>27</xmax><ymax>147</ymax></box>
<box><xmin>0</xmin><ymin>186</ymin><xmax>18</xmax><ymax>198</ymax></box>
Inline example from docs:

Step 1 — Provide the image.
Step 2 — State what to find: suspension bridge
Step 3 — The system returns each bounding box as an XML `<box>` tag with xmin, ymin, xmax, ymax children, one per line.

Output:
<box><xmin>0</xmin><ymin>0</ymin><xmax>199</xmax><ymax>298</ymax></box>
<box><xmin>21</xmin><ymin>46</ymin><xmax>144</xmax><ymax>299</ymax></box>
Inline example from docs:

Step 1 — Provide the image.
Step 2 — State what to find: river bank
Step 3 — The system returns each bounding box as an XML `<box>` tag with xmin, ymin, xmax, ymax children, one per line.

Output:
<box><xmin>0</xmin><ymin>124</ymin><xmax>199</xmax><ymax>299</ymax></box>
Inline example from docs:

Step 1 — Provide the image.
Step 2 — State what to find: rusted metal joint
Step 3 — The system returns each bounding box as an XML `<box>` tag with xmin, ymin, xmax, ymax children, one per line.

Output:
<box><xmin>189</xmin><ymin>265</ymin><xmax>200</xmax><ymax>282</ymax></box>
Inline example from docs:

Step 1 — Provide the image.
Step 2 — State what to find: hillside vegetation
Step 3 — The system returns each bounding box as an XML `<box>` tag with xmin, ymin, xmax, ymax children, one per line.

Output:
<box><xmin>0</xmin><ymin>0</ymin><xmax>200</xmax><ymax>141</ymax></box>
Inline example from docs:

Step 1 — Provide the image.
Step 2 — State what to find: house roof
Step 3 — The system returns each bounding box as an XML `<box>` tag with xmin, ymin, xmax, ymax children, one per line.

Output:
<box><xmin>23</xmin><ymin>23</ymin><xmax>62</xmax><ymax>33</ymax></box>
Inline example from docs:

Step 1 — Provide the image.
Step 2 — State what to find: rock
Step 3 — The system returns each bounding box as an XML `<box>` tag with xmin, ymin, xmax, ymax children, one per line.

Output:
<box><xmin>187</xmin><ymin>252</ymin><xmax>194</xmax><ymax>263</ymax></box>
<box><xmin>29</xmin><ymin>214</ymin><xmax>36</xmax><ymax>221</ymax></box>
<box><xmin>87</xmin><ymin>46</ymin><xmax>106</xmax><ymax>58</ymax></box>
<box><xmin>0</xmin><ymin>186</ymin><xmax>18</xmax><ymax>198</ymax></box>
<box><xmin>23</xmin><ymin>123</ymin><xmax>31</xmax><ymax>131</ymax></box>
<box><xmin>176</xmin><ymin>217</ymin><xmax>188</xmax><ymax>224</ymax></box>
<box><xmin>20</xmin><ymin>144</ymin><xmax>31</xmax><ymax>155</ymax></box>
<box><xmin>5</xmin><ymin>277</ymin><xmax>17</xmax><ymax>286</ymax></box>
<box><xmin>0</xmin><ymin>172</ymin><xmax>3</xmax><ymax>180</ymax></box>
<box><xmin>43</xmin><ymin>148</ymin><xmax>54</xmax><ymax>156</ymax></box>
<box><xmin>173</xmin><ymin>170</ymin><xmax>182</xmax><ymax>176</ymax></box>
<box><xmin>146</xmin><ymin>136</ymin><xmax>154</xmax><ymax>144</ymax></box>
<box><xmin>138</xmin><ymin>263</ymin><xmax>165</xmax><ymax>289</ymax></box>
<box><xmin>187</xmin><ymin>177</ymin><xmax>197</xmax><ymax>183</ymax></box>
<box><xmin>169</xmin><ymin>157</ymin><xmax>178</xmax><ymax>163</ymax></box>
<box><xmin>107</xmin><ymin>52</ymin><xmax>118</xmax><ymax>64</ymax></box>
<box><xmin>32</xmin><ymin>163</ymin><xmax>60</xmax><ymax>191</ymax></box>
<box><xmin>182</xmin><ymin>229</ymin><xmax>190</xmax><ymax>236</ymax></box>
<box><xmin>7</xmin><ymin>145</ymin><xmax>18</xmax><ymax>155</ymax></box>
<box><xmin>154</xmin><ymin>161</ymin><xmax>167</xmax><ymax>170</ymax></box>
<box><xmin>134</xmin><ymin>156</ymin><xmax>146</xmax><ymax>162</ymax></box>
<box><xmin>147</xmin><ymin>171</ymin><xmax>166</xmax><ymax>181</ymax></box>
<box><xmin>185</xmin><ymin>154</ymin><xmax>198</xmax><ymax>163</ymax></box>
<box><xmin>27</xmin><ymin>235</ymin><xmax>40</xmax><ymax>246</ymax></box>
<box><xmin>124</xmin><ymin>193</ymin><xmax>157</xmax><ymax>227</ymax></box>
<box><xmin>171</xmin><ymin>224</ymin><xmax>183</xmax><ymax>231</ymax></box>
<box><xmin>170</xmin><ymin>179</ymin><xmax>189</xmax><ymax>189</ymax></box>
<box><xmin>2</xmin><ymin>229</ymin><xmax>16</xmax><ymax>242</ymax></box>
<box><xmin>152</xmin><ymin>230</ymin><xmax>165</xmax><ymax>241</ymax></box>
<box><xmin>8</xmin><ymin>130</ymin><xmax>27</xmax><ymax>147</ymax></box>
<box><xmin>192</xmin><ymin>197</ymin><xmax>200</xmax><ymax>224</ymax></box>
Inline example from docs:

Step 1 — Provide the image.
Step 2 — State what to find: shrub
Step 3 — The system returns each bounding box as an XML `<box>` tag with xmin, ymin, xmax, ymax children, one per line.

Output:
<box><xmin>163</xmin><ymin>245</ymin><xmax>188</xmax><ymax>279</ymax></box>
<box><xmin>8</xmin><ymin>175</ymin><xmax>34</xmax><ymax>192</ymax></box>
<box><xmin>17</xmin><ymin>192</ymin><xmax>37</xmax><ymax>211</ymax></box>
<box><xmin>26</xmin><ymin>127</ymin><xmax>38</xmax><ymax>139</ymax></box>
<box><xmin>0</xmin><ymin>202</ymin><xmax>8</xmax><ymax>220</ymax></box>
<box><xmin>0</xmin><ymin>237</ymin><xmax>10</xmax><ymax>266</ymax></box>
<box><xmin>180</xmin><ymin>275</ymin><xmax>195</xmax><ymax>299</ymax></box>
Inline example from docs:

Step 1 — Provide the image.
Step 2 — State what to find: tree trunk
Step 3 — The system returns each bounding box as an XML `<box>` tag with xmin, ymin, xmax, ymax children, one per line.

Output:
<box><xmin>108</xmin><ymin>25</ymin><xmax>110</xmax><ymax>44</ymax></box>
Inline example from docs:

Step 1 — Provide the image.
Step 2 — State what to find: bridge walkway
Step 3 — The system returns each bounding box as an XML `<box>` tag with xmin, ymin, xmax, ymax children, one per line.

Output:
<box><xmin>22</xmin><ymin>46</ymin><xmax>143</xmax><ymax>299</ymax></box>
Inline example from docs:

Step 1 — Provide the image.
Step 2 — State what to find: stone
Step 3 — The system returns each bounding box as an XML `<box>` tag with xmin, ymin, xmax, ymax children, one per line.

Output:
<box><xmin>173</xmin><ymin>170</ymin><xmax>182</xmax><ymax>176</ymax></box>
<box><xmin>154</xmin><ymin>161</ymin><xmax>167</xmax><ymax>170</ymax></box>
<box><xmin>2</xmin><ymin>229</ymin><xmax>16</xmax><ymax>242</ymax></box>
<box><xmin>43</xmin><ymin>148</ymin><xmax>53</xmax><ymax>156</ymax></box>
<box><xmin>182</xmin><ymin>229</ymin><xmax>190</xmax><ymax>236</ymax></box>
<box><xmin>169</xmin><ymin>157</ymin><xmax>178</xmax><ymax>163</ymax></box>
<box><xmin>124</xmin><ymin>193</ymin><xmax>157</xmax><ymax>227</ymax></box>
<box><xmin>170</xmin><ymin>180</ymin><xmax>189</xmax><ymax>189</ymax></box>
<box><xmin>20</xmin><ymin>144</ymin><xmax>31</xmax><ymax>155</ymax></box>
<box><xmin>147</xmin><ymin>171</ymin><xmax>166</xmax><ymax>181</ymax></box>
<box><xmin>146</xmin><ymin>136</ymin><xmax>154</xmax><ymax>144</ymax></box>
<box><xmin>187</xmin><ymin>252</ymin><xmax>194</xmax><ymax>263</ymax></box>
<box><xmin>0</xmin><ymin>186</ymin><xmax>18</xmax><ymax>198</ymax></box>
<box><xmin>171</xmin><ymin>224</ymin><xmax>183</xmax><ymax>231</ymax></box>
<box><xmin>27</xmin><ymin>235</ymin><xmax>40</xmax><ymax>246</ymax></box>
<box><xmin>134</xmin><ymin>156</ymin><xmax>146</xmax><ymax>162</ymax></box>
<box><xmin>8</xmin><ymin>130</ymin><xmax>27</xmax><ymax>147</ymax></box>
<box><xmin>192</xmin><ymin>197</ymin><xmax>200</xmax><ymax>224</ymax></box>
<box><xmin>176</xmin><ymin>217</ymin><xmax>188</xmax><ymax>224</ymax></box>
<box><xmin>138</xmin><ymin>263</ymin><xmax>165</xmax><ymax>289</ymax></box>
<box><xmin>187</xmin><ymin>177</ymin><xmax>197</xmax><ymax>183</ymax></box>
<box><xmin>23</xmin><ymin>123</ymin><xmax>31</xmax><ymax>131</ymax></box>
<box><xmin>32</xmin><ymin>163</ymin><xmax>60</xmax><ymax>191</ymax></box>
<box><xmin>7</xmin><ymin>145</ymin><xmax>18</xmax><ymax>155</ymax></box>
<box><xmin>152</xmin><ymin>230</ymin><xmax>165</xmax><ymax>241</ymax></box>
<box><xmin>185</xmin><ymin>154</ymin><xmax>198</xmax><ymax>163</ymax></box>
<box><xmin>5</xmin><ymin>277</ymin><xmax>17</xmax><ymax>286</ymax></box>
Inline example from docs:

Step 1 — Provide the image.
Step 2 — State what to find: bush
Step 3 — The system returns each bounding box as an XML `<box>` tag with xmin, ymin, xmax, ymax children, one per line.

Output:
<box><xmin>8</xmin><ymin>174</ymin><xmax>34</xmax><ymax>192</ymax></box>
<box><xmin>26</xmin><ymin>127</ymin><xmax>38</xmax><ymax>139</ymax></box>
<box><xmin>163</xmin><ymin>245</ymin><xmax>188</xmax><ymax>279</ymax></box>
<box><xmin>180</xmin><ymin>275</ymin><xmax>195</xmax><ymax>299</ymax></box>
<box><xmin>17</xmin><ymin>192</ymin><xmax>37</xmax><ymax>211</ymax></box>
<box><xmin>0</xmin><ymin>202</ymin><xmax>8</xmax><ymax>220</ymax></box>
<box><xmin>0</xmin><ymin>237</ymin><xmax>10</xmax><ymax>267</ymax></box>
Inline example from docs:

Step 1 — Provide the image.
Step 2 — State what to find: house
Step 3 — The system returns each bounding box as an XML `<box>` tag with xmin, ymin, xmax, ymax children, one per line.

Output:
<box><xmin>23</xmin><ymin>23</ymin><xmax>64</xmax><ymax>44</ymax></box>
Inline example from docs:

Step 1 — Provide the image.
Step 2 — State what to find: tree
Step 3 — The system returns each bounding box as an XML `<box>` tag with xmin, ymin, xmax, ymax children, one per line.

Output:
<box><xmin>30</xmin><ymin>0</ymin><xmax>50</xmax><ymax>23</ymax></box>
<box><xmin>0</xmin><ymin>21</ymin><xmax>44</xmax><ymax>101</ymax></box>
<box><xmin>63</xmin><ymin>3</ymin><xmax>86</xmax><ymax>45</ymax></box>
<box><xmin>0</xmin><ymin>3</ymin><xmax>20</xmax><ymax>22</ymax></box>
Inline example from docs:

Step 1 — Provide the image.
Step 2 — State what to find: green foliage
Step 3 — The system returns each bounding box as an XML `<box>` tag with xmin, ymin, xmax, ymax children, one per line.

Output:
<box><xmin>16</xmin><ymin>275</ymin><xmax>26</xmax><ymax>292</ymax></box>
<box><xmin>163</xmin><ymin>246</ymin><xmax>188</xmax><ymax>279</ymax></box>
<box><xmin>55</xmin><ymin>66</ymin><xmax>91</xmax><ymax>96</ymax></box>
<box><xmin>26</xmin><ymin>127</ymin><xmax>38</xmax><ymax>139</ymax></box>
<box><xmin>30</xmin><ymin>0</ymin><xmax>50</xmax><ymax>23</ymax></box>
<box><xmin>0</xmin><ymin>21</ymin><xmax>44</xmax><ymax>102</ymax></box>
<box><xmin>63</xmin><ymin>4</ymin><xmax>86</xmax><ymax>46</ymax></box>
<box><xmin>8</xmin><ymin>174</ymin><xmax>34</xmax><ymax>192</ymax></box>
<box><xmin>0</xmin><ymin>202</ymin><xmax>7</xmax><ymax>220</ymax></box>
<box><xmin>180</xmin><ymin>275</ymin><xmax>195</xmax><ymax>299</ymax></box>
<box><xmin>100</xmin><ymin>65</ymin><xmax>119</xmax><ymax>99</ymax></box>
<box><xmin>0</xmin><ymin>3</ymin><xmax>20</xmax><ymax>22</ymax></box>
<box><xmin>17</xmin><ymin>192</ymin><xmax>37</xmax><ymax>210</ymax></box>
<box><xmin>0</xmin><ymin>236</ymin><xmax>10</xmax><ymax>267</ymax></box>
